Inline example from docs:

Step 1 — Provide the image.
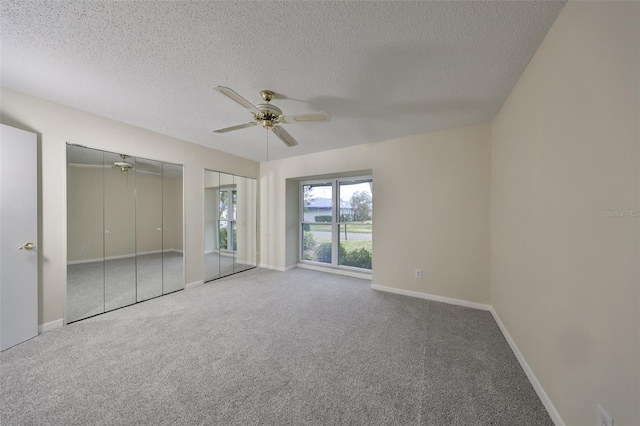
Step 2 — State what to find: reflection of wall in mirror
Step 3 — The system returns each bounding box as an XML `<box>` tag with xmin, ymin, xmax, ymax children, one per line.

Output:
<box><xmin>236</xmin><ymin>177</ymin><xmax>247</xmax><ymax>262</ymax></box>
<box><xmin>163</xmin><ymin>175</ymin><xmax>183</xmax><ymax>252</ymax></box>
<box><xmin>135</xmin><ymin>171</ymin><xmax>162</xmax><ymax>253</ymax></box>
<box><xmin>236</xmin><ymin>177</ymin><xmax>257</xmax><ymax>265</ymax></box>
<box><xmin>104</xmin><ymin>167</ymin><xmax>135</xmax><ymax>258</ymax></box>
<box><xmin>204</xmin><ymin>187</ymin><xmax>216</xmax><ymax>254</ymax></box>
<box><xmin>67</xmin><ymin>166</ymin><xmax>183</xmax><ymax>263</ymax></box>
<box><xmin>204</xmin><ymin>170</ymin><xmax>220</xmax><ymax>254</ymax></box>
<box><xmin>204</xmin><ymin>170</ymin><xmax>219</xmax><ymax>188</ymax></box>
<box><xmin>67</xmin><ymin>165</ymin><xmax>104</xmax><ymax>262</ymax></box>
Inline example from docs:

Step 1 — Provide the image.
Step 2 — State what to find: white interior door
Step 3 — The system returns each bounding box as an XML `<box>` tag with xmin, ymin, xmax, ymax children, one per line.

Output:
<box><xmin>0</xmin><ymin>124</ymin><xmax>38</xmax><ymax>351</ymax></box>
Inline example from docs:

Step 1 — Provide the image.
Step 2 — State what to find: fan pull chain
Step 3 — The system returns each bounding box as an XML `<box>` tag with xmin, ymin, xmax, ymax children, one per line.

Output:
<box><xmin>265</xmin><ymin>128</ymin><xmax>269</xmax><ymax>269</ymax></box>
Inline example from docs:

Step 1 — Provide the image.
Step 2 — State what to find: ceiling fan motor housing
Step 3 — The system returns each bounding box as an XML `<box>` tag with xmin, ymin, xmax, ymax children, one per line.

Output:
<box><xmin>255</xmin><ymin>103</ymin><xmax>283</xmax><ymax>128</ymax></box>
<box><xmin>114</xmin><ymin>160</ymin><xmax>133</xmax><ymax>172</ymax></box>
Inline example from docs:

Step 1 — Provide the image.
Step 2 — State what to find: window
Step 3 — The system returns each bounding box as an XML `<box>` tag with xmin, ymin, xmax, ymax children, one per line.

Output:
<box><xmin>300</xmin><ymin>177</ymin><xmax>372</xmax><ymax>270</ymax></box>
<box><xmin>218</xmin><ymin>187</ymin><xmax>237</xmax><ymax>252</ymax></box>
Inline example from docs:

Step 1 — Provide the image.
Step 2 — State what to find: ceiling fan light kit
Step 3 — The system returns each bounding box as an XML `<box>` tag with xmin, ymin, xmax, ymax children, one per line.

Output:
<box><xmin>212</xmin><ymin>86</ymin><xmax>329</xmax><ymax>148</ymax></box>
<box><xmin>113</xmin><ymin>154</ymin><xmax>133</xmax><ymax>172</ymax></box>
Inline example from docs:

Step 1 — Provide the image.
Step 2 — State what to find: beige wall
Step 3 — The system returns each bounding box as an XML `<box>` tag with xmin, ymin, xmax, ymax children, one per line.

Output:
<box><xmin>0</xmin><ymin>88</ymin><xmax>259</xmax><ymax>325</ymax></box>
<box><xmin>260</xmin><ymin>123</ymin><xmax>492</xmax><ymax>304</ymax></box>
<box><xmin>491</xmin><ymin>2</ymin><xmax>639</xmax><ymax>425</ymax></box>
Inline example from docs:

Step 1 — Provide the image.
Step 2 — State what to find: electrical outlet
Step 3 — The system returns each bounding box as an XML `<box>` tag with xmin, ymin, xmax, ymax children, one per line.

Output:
<box><xmin>597</xmin><ymin>404</ymin><xmax>613</xmax><ymax>426</ymax></box>
<box><xmin>82</xmin><ymin>245</ymin><xmax>88</xmax><ymax>253</ymax></box>
<box><xmin>415</xmin><ymin>269</ymin><xmax>422</xmax><ymax>279</ymax></box>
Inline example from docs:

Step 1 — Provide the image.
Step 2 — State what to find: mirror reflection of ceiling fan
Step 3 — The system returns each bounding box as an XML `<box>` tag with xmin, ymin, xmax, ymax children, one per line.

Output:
<box><xmin>67</xmin><ymin>154</ymin><xmax>159</xmax><ymax>175</ymax></box>
<box><xmin>212</xmin><ymin>86</ymin><xmax>330</xmax><ymax>147</ymax></box>
<box><xmin>113</xmin><ymin>154</ymin><xmax>134</xmax><ymax>172</ymax></box>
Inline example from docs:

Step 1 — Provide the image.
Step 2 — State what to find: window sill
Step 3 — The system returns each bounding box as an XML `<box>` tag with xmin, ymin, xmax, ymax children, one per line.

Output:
<box><xmin>296</xmin><ymin>262</ymin><xmax>372</xmax><ymax>280</ymax></box>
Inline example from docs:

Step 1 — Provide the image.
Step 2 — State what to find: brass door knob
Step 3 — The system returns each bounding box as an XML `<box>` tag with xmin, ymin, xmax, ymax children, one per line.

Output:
<box><xmin>19</xmin><ymin>242</ymin><xmax>36</xmax><ymax>250</ymax></box>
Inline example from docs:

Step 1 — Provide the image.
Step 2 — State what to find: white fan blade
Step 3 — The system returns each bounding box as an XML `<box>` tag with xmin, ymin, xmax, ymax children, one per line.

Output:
<box><xmin>135</xmin><ymin>169</ymin><xmax>160</xmax><ymax>176</ymax></box>
<box><xmin>213</xmin><ymin>121</ymin><xmax>258</xmax><ymax>134</ymax></box>
<box><xmin>67</xmin><ymin>163</ymin><xmax>104</xmax><ymax>169</ymax></box>
<box><xmin>214</xmin><ymin>86</ymin><xmax>262</xmax><ymax>115</ymax></box>
<box><xmin>284</xmin><ymin>111</ymin><xmax>330</xmax><ymax>122</ymax></box>
<box><xmin>271</xmin><ymin>126</ymin><xmax>299</xmax><ymax>147</ymax></box>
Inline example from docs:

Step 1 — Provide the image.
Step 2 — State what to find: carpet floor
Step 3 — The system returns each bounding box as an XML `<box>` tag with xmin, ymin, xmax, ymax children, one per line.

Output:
<box><xmin>0</xmin><ymin>268</ymin><xmax>552</xmax><ymax>425</ymax></box>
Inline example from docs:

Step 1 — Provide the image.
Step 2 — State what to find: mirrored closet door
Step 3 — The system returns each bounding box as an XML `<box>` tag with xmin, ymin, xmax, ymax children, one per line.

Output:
<box><xmin>103</xmin><ymin>151</ymin><xmax>136</xmax><ymax>312</ymax></box>
<box><xmin>66</xmin><ymin>146</ymin><xmax>105</xmax><ymax>321</ymax></box>
<box><xmin>162</xmin><ymin>163</ymin><xmax>185</xmax><ymax>293</ymax></box>
<box><xmin>204</xmin><ymin>169</ymin><xmax>257</xmax><ymax>282</ymax></box>
<box><xmin>66</xmin><ymin>144</ymin><xmax>184</xmax><ymax>323</ymax></box>
<box><xmin>136</xmin><ymin>158</ymin><xmax>163</xmax><ymax>302</ymax></box>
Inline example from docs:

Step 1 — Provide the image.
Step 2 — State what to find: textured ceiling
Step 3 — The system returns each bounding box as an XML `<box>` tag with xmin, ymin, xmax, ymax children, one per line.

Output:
<box><xmin>1</xmin><ymin>1</ymin><xmax>565</xmax><ymax>162</ymax></box>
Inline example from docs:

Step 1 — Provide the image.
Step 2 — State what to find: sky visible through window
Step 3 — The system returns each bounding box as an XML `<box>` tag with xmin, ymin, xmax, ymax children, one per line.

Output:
<box><xmin>308</xmin><ymin>182</ymin><xmax>370</xmax><ymax>202</ymax></box>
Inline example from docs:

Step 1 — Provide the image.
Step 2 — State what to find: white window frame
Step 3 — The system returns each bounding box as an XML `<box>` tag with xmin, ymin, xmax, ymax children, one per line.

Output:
<box><xmin>299</xmin><ymin>175</ymin><xmax>372</xmax><ymax>271</ymax></box>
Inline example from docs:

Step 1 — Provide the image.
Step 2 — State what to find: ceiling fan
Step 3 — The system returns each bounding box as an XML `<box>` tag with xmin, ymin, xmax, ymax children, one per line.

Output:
<box><xmin>113</xmin><ymin>154</ymin><xmax>134</xmax><ymax>172</ymax></box>
<box><xmin>212</xmin><ymin>86</ymin><xmax>329</xmax><ymax>147</ymax></box>
<box><xmin>67</xmin><ymin>154</ymin><xmax>135</xmax><ymax>172</ymax></box>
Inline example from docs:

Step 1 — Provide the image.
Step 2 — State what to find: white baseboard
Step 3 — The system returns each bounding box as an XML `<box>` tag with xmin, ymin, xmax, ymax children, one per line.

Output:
<box><xmin>370</xmin><ymin>284</ymin><xmax>490</xmax><ymax>311</ymax></box>
<box><xmin>297</xmin><ymin>263</ymin><xmax>371</xmax><ymax>280</ymax></box>
<box><xmin>68</xmin><ymin>249</ymin><xmax>182</xmax><ymax>265</ymax></box>
<box><xmin>490</xmin><ymin>307</ymin><xmax>564</xmax><ymax>426</ymax></box>
<box><xmin>38</xmin><ymin>319</ymin><xmax>63</xmax><ymax>334</ymax></box>
<box><xmin>185</xmin><ymin>280</ymin><xmax>204</xmax><ymax>290</ymax></box>
<box><xmin>258</xmin><ymin>263</ymin><xmax>291</xmax><ymax>272</ymax></box>
<box><xmin>205</xmin><ymin>249</ymin><xmax>231</xmax><ymax>257</ymax></box>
